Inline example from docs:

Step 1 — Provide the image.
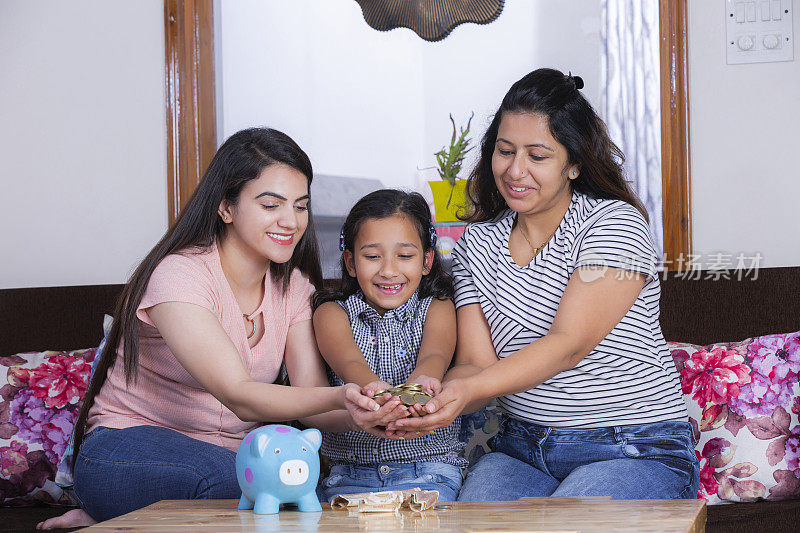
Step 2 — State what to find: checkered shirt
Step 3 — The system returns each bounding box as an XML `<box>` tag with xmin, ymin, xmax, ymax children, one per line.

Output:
<box><xmin>320</xmin><ymin>291</ymin><xmax>466</xmax><ymax>467</ymax></box>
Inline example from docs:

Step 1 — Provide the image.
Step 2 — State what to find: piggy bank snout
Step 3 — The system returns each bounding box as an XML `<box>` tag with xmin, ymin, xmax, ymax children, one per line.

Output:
<box><xmin>279</xmin><ymin>459</ymin><xmax>310</xmax><ymax>486</ymax></box>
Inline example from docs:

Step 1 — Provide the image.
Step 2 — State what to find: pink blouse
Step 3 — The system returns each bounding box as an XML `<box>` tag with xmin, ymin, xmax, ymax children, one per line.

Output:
<box><xmin>87</xmin><ymin>243</ymin><xmax>315</xmax><ymax>451</ymax></box>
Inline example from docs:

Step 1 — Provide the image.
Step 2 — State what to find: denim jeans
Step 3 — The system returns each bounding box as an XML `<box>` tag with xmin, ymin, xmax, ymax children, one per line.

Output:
<box><xmin>318</xmin><ymin>462</ymin><xmax>463</xmax><ymax>503</ymax></box>
<box><xmin>74</xmin><ymin>426</ymin><xmax>240</xmax><ymax>522</ymax></box>
<box><xmin>458</xmin><ymin>418</ymin><xmax>699</xmax><ymax>501</ymax></box>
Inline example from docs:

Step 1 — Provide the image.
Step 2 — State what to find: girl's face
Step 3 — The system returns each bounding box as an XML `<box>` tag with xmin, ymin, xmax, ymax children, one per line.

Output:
<box><xmin>218</xmin><ymin>163</ymin><xmax>309</xmax><ymax>265</ymax></box>
<box><xmin>344</xmin><ymin>214</ymin><xmax>434</xmax><ymax>316</ymax></box>
<box><xmin>492</xmin><ymin>112</ymin><xmax>580</xmax><ymax>218</ymax></box>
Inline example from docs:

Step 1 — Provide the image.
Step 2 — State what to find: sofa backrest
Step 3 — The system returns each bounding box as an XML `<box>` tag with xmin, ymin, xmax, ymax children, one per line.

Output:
<box><xmin>659</xmin><ymin>266</ymin><xmax>800</xmax><ymax>345</ymax></box>
<box><xmin>0</xmin><ymin>284</ymin><xmax>124</xmax><ymax>356</ymax></box>
<box><xmin>2</xmin><ymin>266</ymin><xmax>798</xmax><ymax>356</ymax></box>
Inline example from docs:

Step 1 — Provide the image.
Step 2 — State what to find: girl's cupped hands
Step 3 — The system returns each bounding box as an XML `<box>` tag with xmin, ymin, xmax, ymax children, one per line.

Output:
<box><xmin>386</xmin><ymin>379</ymin><xmax>470</xmax><ymax>435</ymax></box>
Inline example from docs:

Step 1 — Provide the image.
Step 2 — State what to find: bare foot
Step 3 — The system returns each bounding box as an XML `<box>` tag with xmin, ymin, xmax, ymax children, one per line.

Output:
<box><xmin>36</xmin><ymin>508</ymin><xmax>96</xmax><ymax>530</ymax></box>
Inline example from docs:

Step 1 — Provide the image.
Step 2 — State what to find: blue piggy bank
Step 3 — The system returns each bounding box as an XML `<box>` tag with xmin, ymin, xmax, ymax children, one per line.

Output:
<box><xmin>236</xmin><ymin>424</ymin><xmax>322</xmax><ymax>514</ymax></box>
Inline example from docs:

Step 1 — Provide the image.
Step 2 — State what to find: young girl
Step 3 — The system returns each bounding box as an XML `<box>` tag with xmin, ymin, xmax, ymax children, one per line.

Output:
<box><xmin>38</xmin><ymin>128</ymin><xmax>380</xmax><ymax>529</ymax></box>
<box><xmin>313</xmin><ymin>189</ymin><xmax>467</xmax><ymax>502</ymax></box>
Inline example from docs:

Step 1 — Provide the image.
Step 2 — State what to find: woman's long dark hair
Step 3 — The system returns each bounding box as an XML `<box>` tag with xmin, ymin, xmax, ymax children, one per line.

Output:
<box><xmin>464</xmin><ymin>68</ymin><xmax>647</xmax><ymax>223</ymax></box>
<box><xmin>72</xmin><ymin>128</ymin><xmax>322</xmax><ymax>467</ymax></box>
<box><xmin>313</xmin><ymin>189</ymin><xmax>453</xmax><ymax>308</ymax></box>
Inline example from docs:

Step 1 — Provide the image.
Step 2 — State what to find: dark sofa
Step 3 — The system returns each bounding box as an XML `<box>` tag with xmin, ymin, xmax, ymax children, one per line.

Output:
<box><xmin>2</xmin><ymin>267</ymin><xmax>799</xmax><ymax>532</ymax></box>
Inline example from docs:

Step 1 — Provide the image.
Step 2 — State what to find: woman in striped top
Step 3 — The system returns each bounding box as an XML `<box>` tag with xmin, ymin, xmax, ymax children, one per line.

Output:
<box><xmin>389</xmin><ymin>69</ymin><xmax>700</xmax><ymax>500</ymax></box>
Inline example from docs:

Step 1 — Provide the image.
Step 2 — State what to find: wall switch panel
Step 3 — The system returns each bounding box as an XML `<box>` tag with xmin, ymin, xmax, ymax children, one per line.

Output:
<box><xmin>726</xmin><ymin>0</ymin><xmax>793</xmax><ymax>64</ymax></box>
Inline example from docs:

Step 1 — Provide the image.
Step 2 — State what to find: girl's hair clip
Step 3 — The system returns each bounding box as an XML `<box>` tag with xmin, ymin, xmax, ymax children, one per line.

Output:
<box><xmin>338</xmin><ymin>224</ymin><xmax>346</xmax><ymax>251</ymax></box>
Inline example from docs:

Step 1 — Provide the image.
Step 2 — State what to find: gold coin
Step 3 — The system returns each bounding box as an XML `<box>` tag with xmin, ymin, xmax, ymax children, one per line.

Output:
<box><xmin>413</xmin><ymin>394</ymin><xmax>431</xmax><ymax>405</ymax></box>
<box><xmin>400</xmin><ymin>393</ymin><xmax>416</xmax><ymax>405</ymax></box>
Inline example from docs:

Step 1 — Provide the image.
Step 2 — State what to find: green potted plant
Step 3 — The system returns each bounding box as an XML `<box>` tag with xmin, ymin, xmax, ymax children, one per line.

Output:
<box><xmin>429</xmin><ymin>113</ymin><xmax>473</xmax><ymax>222</ymax></box>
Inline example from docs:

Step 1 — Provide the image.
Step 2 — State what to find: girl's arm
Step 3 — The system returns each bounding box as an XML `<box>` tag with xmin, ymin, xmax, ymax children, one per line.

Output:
<box><xmin>389</xmin><ymin>267</ymin><xmax>647</xmax><ymax>433</ymax></box>
<box><xmin>313</xmin><ymin>301</ymin><xmax>383</xmax><ymax>388</ymax></box>
<box><xmin>285</xmin><ymin>318</ymin><xmax>409</xmax><ymax>436</ymax></box>
<box><xmin>407</xmin><ymin>297</ymin><xmax>456</xmax><ymax>386</ymax></box>
<box><xmin>147</xmin><ymin>302</ymin><xmax>378</xmax><ymax>423</ymax></box>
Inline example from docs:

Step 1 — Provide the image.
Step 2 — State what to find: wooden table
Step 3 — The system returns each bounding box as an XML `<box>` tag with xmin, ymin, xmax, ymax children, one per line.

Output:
<box><xmin>81</xmin><ymin>498</ymin><xmax>706</xmax><ymax>532</ymax></box>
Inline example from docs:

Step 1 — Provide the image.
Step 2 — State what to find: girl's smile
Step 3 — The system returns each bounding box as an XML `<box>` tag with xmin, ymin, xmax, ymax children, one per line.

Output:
<box><xmin>375</xmin><ymin>282</ymin><xmax>405</xmax><ymax>295</ymax></box>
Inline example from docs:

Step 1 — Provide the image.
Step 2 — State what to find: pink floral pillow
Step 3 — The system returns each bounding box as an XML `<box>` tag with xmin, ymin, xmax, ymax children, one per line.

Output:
<box><xmin>0</xmin><ymin>349</ymin><xmax>96</xmax><ymax>506</ymax></box>
<box><xmin>669</xmin><ymin>331</ymin><xmax>800</xmax><ymax>504</ymax></box>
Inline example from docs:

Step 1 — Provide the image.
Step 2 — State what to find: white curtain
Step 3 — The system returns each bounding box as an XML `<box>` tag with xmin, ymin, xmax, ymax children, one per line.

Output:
<box><xmin>600</xmin><ymin>0</ymin><xmax>663</xmax><ymax>260</ymax></box>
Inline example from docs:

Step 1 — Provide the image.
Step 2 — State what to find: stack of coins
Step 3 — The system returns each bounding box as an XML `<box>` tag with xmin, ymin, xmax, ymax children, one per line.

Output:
<box><xmin>373</xmin><ymin>383</ymin><xmax>432</xmax><ymax>406</ymax></box>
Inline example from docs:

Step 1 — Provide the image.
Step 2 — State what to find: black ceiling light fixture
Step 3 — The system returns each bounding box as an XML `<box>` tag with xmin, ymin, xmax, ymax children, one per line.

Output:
<box><xmin>354</xmin><ymin>0</ymin><xmax>505</xmax><ymax>42</ymax></box>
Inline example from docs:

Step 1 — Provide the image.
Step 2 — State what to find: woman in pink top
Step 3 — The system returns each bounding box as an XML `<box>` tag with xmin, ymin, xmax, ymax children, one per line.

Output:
<box><xmin>39</xmin><ymin>128</ymin><xmax>397</xmax><ymax>529</ymax></box>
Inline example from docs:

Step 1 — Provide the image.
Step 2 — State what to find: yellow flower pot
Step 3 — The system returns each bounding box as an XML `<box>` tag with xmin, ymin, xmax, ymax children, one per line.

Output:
<box><xmin>428</xmin><ymin>180</ymin><xmax>468</xmax><ymax>223</ymax></box>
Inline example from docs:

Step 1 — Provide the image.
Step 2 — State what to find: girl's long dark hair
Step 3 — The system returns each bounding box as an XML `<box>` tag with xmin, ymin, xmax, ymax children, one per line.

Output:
<box><xmin>313</xmin><ymin>189</ymin><xmax>453</xmax><ymax>308</ymax></box>
<box><xmin>464</xmin><ymin>68</ymin><xmax>647</xmax><ymax>223</ymax></box>
<box><xmin>72</xmin><ymin>128</ymin><xmax>322</xmax><ymax>467</ymax></box>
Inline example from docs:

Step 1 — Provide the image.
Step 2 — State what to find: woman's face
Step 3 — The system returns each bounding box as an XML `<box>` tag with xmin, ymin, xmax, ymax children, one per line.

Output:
<box><xmin>491</xmin><ymin>112</ymin><xmax>579</xmax><ymax>217</ymax></box>
<box><xmin>218</xmin><ymin>163</ymin><xmax>309</xmax><ymax>265</ymax></box>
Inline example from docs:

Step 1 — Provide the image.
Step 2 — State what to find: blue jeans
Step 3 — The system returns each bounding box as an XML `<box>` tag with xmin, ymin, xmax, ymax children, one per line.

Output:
<box><xmin>318</xmin><ymin>462</ymin><xmax>463</xmax><ymax>503</ymax></box>
<box><xmin>458</xmin><ymin>418</ymin><xmax>699</xmax><ymax>501</ymax></box>
<box><xmin>74</xmin><ymin>426</ymin><xmax>240</xmax><ymax>521</ymax></box>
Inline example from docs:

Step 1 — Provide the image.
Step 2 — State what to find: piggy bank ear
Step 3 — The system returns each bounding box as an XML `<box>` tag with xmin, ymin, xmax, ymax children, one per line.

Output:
<box><xmin>252</xmin><ymin>432</ymin><xmax>270</xmax><ymax>457</ymax></box>
<box><xmin>300</xmin><ymin>429</ymin><xmax>322</xmax><ymax>451</ymax></box>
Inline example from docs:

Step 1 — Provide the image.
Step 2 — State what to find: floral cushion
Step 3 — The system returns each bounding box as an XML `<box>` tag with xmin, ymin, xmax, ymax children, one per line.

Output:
<box><xmin>670</xmin><ymin>331</ymin><xmax>800</xmax><ymax>504</ymax></box>
<box><xmin>0</xmin><ymin>349</ymin><xmax>96</xmax><ymax>506</ymax></box>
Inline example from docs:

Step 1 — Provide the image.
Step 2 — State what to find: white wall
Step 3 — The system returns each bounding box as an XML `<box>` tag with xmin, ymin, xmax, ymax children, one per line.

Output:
<box><xmin>0</xmin><ymin>0</ymin><xmax>167</xmax><ymax>289</ymax></box>
<box><xmin>688</xmin><ymin>0</ymin><xmax>800</xmax><ymax>267</ymax></box>
<box><xmin>219</xmin><ymin>0</ymin><xmax>602</xmax><ymax>192</ymax></box>
<box><xmin>6</xmin><ymin>1</ymin><xmax>794</xmax><ymax>290</ymax></box>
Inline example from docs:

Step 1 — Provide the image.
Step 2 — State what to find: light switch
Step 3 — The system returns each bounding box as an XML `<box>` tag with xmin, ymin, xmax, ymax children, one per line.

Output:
<box><xmin>726</xmin><ymin>0</ymin><xmax>793</xmax><ymax>64</ymax></box>
<box><xmin>772</xmin><ymin>0</ymin><xmax>782</xmax><ymax>20</ymax></box>
<box><xmin>735</xmin><ymin>3</ymin><xmax>745</xmax><ymax>21</ymax></box>
<box><xmin>760</xmin><ymin>1</ymin><xmax>771</xmax><ymax>20</ymax></box>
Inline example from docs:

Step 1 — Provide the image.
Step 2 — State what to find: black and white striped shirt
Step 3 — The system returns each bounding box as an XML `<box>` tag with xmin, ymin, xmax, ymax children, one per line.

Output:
<box><xmin>321</xmin><ymin>291</ymin><xmax>467</xmax><ymax>466</ymax></box>
<box><xmin>452</xmin><ymin>191</ymin><xmax>687</xmax><ymax>428</ymax></box>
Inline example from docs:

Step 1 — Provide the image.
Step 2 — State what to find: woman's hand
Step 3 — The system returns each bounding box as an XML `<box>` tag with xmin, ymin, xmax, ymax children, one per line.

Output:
<box><xmin>386</xmin><ymin>378</ymin><xmax>472</xmax><ymax>435</ymax></box>
<box><xmin>344</xmin><ymin>384</ymin><xmax>410</xmax><ymax>440</ymax></box>
<box><xmin>341</xmin><ymin>383</ymin><xmax>380</xmax><ymax>412</ymax></box>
